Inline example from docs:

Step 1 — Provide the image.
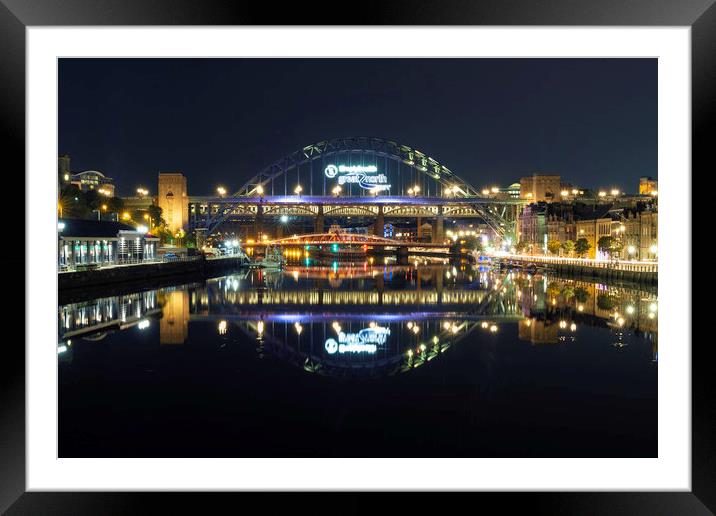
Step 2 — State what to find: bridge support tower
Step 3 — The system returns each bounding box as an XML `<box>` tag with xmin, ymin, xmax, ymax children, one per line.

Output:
<box><xmin>254</xmin><ymin>204</ymin><xmax>264</xmax><ymax>240</ymax></box>
<box><xmin>433</xmin><ymin>207</ymin><xmax>444</xmax><ymax>243</ymax></box>
<box><xmin>315</xmin><ymin>204</ymin><xmax>324</xmax><ymax>233</ymax></box>
<box><xmin>374</xmin><ymin>205</ymin><xmax>384</xmax><ymax>237</ymax></box>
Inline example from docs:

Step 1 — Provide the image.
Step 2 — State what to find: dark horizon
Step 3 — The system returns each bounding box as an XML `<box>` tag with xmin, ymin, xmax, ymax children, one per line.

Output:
<box><xmin>58</xmin><ymin>58</ymin><xmax>657</xmax><ymax>197</ymax></box>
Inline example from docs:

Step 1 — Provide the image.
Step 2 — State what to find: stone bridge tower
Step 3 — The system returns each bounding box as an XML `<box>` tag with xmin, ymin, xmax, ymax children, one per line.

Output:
<box><xmin>158</xmin><ymin>172</ymin><xmax>188</xmax><ymax>232</ymax></box>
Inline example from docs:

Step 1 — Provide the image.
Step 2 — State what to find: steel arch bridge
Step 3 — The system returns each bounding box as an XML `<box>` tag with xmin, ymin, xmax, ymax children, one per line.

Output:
<box><xmin>196</xmin><ymin>137</ymin><xmax>525</xmax><ymax>238</ymax></box>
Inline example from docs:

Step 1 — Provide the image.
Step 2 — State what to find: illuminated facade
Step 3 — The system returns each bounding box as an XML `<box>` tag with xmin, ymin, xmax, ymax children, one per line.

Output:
<box><xmin>519</xmin><ymin>173</ymin><xmax>562</xmax><ymax>203</ymax></box>
<box><xmin>639</xmin><ymin>176</ymin><xmax>658</xmax><ymax>195</ymax></box>
<box><xmin>58</xmin><ymin>219</ymin><xmax>158</xmax><ymax>269</ymax></box>
<box><xmin>158</xmin><ymin>172</ymin><xmax>189</xmax><ymax>232</ymax></box>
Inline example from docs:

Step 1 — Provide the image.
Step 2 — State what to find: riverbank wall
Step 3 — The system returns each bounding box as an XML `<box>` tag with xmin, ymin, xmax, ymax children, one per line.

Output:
<box><xmin>497</xmin><ymin>257</ymin><xmax>657</xmax><ymax>288</ymax></box>
<box><xmin>58</xmin><ymin>256</ymin><xmax>247</xmax><ymax>298</ymax></box>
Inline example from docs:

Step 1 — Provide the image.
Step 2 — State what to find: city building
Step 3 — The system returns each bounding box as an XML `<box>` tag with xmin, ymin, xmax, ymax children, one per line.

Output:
<box><xmin>517</xmin><ymin>203</ymin><xmax>548</xmax><ymax>252</ymax></box>
<box><xmin>158</xmin><ymin>172</ymin><xmax>189</xmax><ymax>232</ymax></box>
<box><xmin>58</xmin><ymin>154</ymin><xmax>71</xmax><ymax>182</ymax></box>
<box><xmin>617</xmin><ymin>205</ymin><xmax>658</xmax><ymax>260</ymax></box>
<box><xmin>70</xmin><ymin>170</ymin><xmax>116</xmax><ymax>196</ymax></box>
<box><xmin>58</xmin><ymin>218</ymin><xmax>159</xmax><ymax>269</ymax></box>
<box><xmin>518</xmin><ymin>199</ymin><xmax>657</xmax><ymax>260</ymax></box>
<box><xmin>519</xmin><ymin>173</ymin><xmax>562</xmax><ymax>203</ymax></box>
<box><xmin>574</xmin><ymin>212</ymin><xmax>614</xmax><ymax>259</ymax></box>
<box><xmin>639</xmin><ymin>176</ymin><xmax>658</xmax><ymax>196</ymax></box>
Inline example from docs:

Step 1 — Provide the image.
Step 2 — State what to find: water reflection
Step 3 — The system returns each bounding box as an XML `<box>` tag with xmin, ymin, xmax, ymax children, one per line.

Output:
<box><xmin>58</xmin><ymin>266</ymin><xmax>658</xmax><ymax>376</ymax></box>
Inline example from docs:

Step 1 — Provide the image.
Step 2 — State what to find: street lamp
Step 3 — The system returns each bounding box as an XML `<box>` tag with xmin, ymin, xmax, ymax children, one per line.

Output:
<box><xmin>143</xmin><ymin>213</ymin><xmax>153</xmax><ymax>229</ymax></box>
<box><xmin>256</xmin><ymin>185</ymin><xmax>264</xmax><ymax>197</ymax></box>
<box><xmin>294</xmin><ymin>184</ymin><xmax>303</xmax><ymax>196</ymax></box>
<box><xmin>217</xmin><ymin>186</ymin><xmax>227</xmax><ymax>197</ymax></box>
<box><xmin>136</xmin><ymin>187</ymin><xmax>149</xmax><ymax>197</ymax></box>
<box><xmin>627</xmin><ymin>245</ymin><xmax>636</xmax><ymax>260</ymax></box>
<box><xmin>332</xmin><ymin>185</ymin><xmax>342</xmax><ymax>197</ymax></box>
<box><xmin>611</xmin><ymin>188</ymin><xmax>620</xmax><ymax>196</ymax></box>
<box><xmin>413</xmin><ymin>185</ymin><xmax>420</xmax><ymax>196</ymax></box>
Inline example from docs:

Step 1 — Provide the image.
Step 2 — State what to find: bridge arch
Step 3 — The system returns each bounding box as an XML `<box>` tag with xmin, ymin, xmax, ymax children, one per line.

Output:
<box><xmin>233</xmin><ymin>136</ymin><xmax>483</xmax><ymax>198</ymax></box>
<box><xmin>200</xmin><ymin>137</ymin><xmax>520</xmax><ymax>238</ymax></box>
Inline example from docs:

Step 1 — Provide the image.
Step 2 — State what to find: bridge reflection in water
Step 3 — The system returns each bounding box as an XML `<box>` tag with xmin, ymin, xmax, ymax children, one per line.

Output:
<box><xmin>58</xmin><ymin>265</ymin><xmax>658</xmax><ymax>377</ymax></box>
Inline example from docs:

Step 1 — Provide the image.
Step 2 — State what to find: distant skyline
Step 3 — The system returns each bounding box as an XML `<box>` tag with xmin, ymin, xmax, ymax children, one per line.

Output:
<box><xmin>59</xmin><ymin>58</ymin><xmax>656</xmax><ymax>196</ymax></box>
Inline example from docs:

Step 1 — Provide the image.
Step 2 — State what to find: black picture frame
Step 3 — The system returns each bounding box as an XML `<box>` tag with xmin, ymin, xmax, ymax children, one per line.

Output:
<box><xmin>2</xmin><ymin>1</ymin><xmax>709</xmax><ymax>513</ymax></box>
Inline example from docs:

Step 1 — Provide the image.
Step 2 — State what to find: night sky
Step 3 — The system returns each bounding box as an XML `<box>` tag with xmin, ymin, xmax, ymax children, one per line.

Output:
<box><xmin>58</xmin><ymin>58</ymin><xmax>656</xmax><ymax>197</ymax></box>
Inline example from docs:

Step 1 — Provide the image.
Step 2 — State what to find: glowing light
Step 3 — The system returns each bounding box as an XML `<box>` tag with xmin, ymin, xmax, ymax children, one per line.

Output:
<box><xmin>257</xmin><ymin>320</ymin><xmax>264</xmax><ymax>335</ymax></box>
<box><xmin>626</xmin><ymin>305</ymin><xmax>635</xmax><ymax>315</ymax></box>
<box><xmin>57</xmin><ymin>222</ymin><xmax>65</xmax><ymax>231</ymax></box>
<box><xmin>256</xmin><ymin>185</ymin><xmax>264</xmax><ymax>195</ymax></box>
<box><xmin>218</xmin><ymin>320</ymin><xmax>227</xmax><ymax>334</ymax></box>
<box><xmin>649</xmin><ymin>303</ymin><xmax>657</xmax><ymax>313</ymax></box>
<box><xmin>216</xmin><ymin>186</ymin><xmax>226</xmax><ymax>196</ymax></box>
<box><xmin>412</xmin><ymin>326</ymin><xmax>420</xmax><ymax>334</ymax></box>
<box><xmin>481</xmin><ymin>321</ymin><xmax>488</xmax><ymax>329</ymax></box>
<box><xmin>280</xmin><ymin>215</ymin><xmax>289</xmax><ymax>223</ymax></box>
<box><xmin>598</xmin><ymin>191</ymin><xmax>607</xmax><ymax>197</ymax></box>
<box><xmin>294</xmin><ymin>322</ymin><xmax>303</xmax><ymax>335</ymax></box>
<box><xmin>570</xmin><ymin>323</ymin><xmax>577</xmax><ymax>331</ymax></box>
<box><xmin>610</xmin><ymin>189</ymin><xmax>620</xmax><ymax>196</ymax></box>
<box><xmin>489</xmin><ymin>325</ymin><xmax>498</xmax><ymax>333</ymax></box>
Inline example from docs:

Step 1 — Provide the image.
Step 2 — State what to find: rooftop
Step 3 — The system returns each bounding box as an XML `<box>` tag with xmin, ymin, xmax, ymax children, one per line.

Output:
<box><xmin>58</xmin><ymin>218</ymin><xmax>139</xmax><ymax>238</ymax></box>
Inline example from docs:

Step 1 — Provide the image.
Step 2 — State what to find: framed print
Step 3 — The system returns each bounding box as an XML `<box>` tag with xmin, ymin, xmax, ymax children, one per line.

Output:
<box><xmin>3</xmin><ymin>0</ymin><xmax>712</xmax><ymax>513</ymax></box>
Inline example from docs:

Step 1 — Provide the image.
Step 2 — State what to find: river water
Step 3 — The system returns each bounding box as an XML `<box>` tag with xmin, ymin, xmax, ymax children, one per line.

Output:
<box><xmin>58</xmin><ymin>264</ymin><xmax>657</xmax><ymax>457</ymax></box>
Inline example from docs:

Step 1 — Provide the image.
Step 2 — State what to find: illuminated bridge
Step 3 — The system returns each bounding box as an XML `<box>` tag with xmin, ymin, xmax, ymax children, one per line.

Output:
<box><xmin>190</xmin><ymin>137</ymin><xmax>526</xmax><ymax>243</ymax></box>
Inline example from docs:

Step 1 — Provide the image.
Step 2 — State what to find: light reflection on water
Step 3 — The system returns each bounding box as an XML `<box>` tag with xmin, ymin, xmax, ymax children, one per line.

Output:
<box><xmin>58</xmin><ymin>264</ymin><xmax>658</xmax><ymax>457</ymax></box>
<box><xmin>58</xmin><ymin>265</ymin><xmax>658</xmax><ymax>377</ymax></box>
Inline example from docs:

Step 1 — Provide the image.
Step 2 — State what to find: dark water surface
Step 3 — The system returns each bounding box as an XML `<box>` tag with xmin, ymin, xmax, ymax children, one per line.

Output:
<box><xmin>58</xmin><ymin>265</ymin><xmax>657</xmax><ymax>457</ymax></box>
